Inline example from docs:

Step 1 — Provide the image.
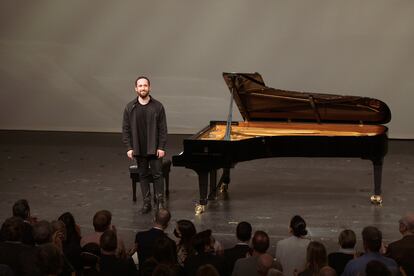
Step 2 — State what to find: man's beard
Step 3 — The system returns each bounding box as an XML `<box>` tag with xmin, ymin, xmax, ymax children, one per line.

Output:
<box><xmin>138</xmin><ymin>90</ymin><xmax>149</xmax><ymax>99</ymax></box>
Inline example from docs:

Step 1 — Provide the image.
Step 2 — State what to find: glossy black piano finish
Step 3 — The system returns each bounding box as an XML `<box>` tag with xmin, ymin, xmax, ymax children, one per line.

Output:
<box><xmin>172</xmin><ymin>73</ymin><xmax>391</xmax><ymax>213</ymax></box>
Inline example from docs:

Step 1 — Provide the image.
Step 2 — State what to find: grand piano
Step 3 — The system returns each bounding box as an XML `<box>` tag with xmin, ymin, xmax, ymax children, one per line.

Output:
<box><xmin>172</xmin><ymin>72</ymin><xmax>391</xmax><ymax>214</ymax></box>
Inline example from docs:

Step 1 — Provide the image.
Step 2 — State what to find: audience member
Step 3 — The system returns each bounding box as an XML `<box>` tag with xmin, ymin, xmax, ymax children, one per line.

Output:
<box><xmin>141</xmin><ymin>235</ymin><xmax>182</xmax><ymax>276</ymax></box>
<box><xmin>80</xmin><ymin>242</ymin><xmax>101</xmax><ymax>276</ymax></box>
<box><xmin>135</xmin><ymin>208</ymin><xmax>174</xmax><ymax>270</ymax></box>
<box><xmin>385</xmin><ymin>212</ymin><xmax>414</xmax><ymax>276</ymax></box>
<box><xmin>58</xmin><ymin>212</ymin><xmax>82</xmax><ymax>272</ymax></box>
<box><xmin>184</xmin><ymin>229</ymin><xmax>226</xmax><ymax>276</ymax></box>
<box><xmin>174</xmin><ymin>219</ymin><xmax>196</xmax><ymax>266</ymax></box>
<box><xmin>33</xmin><ymin>220</ymin><xmax>53</xmax><ymax>245</ymax></box>
<box><xmin>298</xmin><ymin>241</ymin><xmax>327</xmax><ymax>276</ymax></box>
<box><xmin>224</xmin><ymin>221</ymin><xmax>252</xmax><ymax>274</ymax></box>
<box><xmin>11</xmin><ymin>199</ymin><xmax>35</xmax><ymax>245</ymax></box>
<box><xmin>275</xmin><ymin>215</ymin><xmax>310</xmax><ymax>276</ymax></box>
<box><xmin>0</xmin><ymin>217</ymin><xmax>40</xmax><ymax>275</ymax></box>
<box><xmin>319</xmin><ymin>266</ymin><xmax>337</xmax><ymax>276</ymax></box>
<box><xmin>257</xmin><ymin>253</ymin><xmax>277</xmax><ymax>276</ymax></box>
<box><xmin>196</xmin><ymin>264</ymin><xmax>220</xmax><ymax>276</ymax></box>
<box><xmin>328</xmin><ymin>229</ymin><xmax>356</xmax><ymax>275</ymax></box>
<box><xmin>81</xmin><ymin>210</ymin><xmax>126</xmax><ymax>257</ymax></box>
<box><xmin>342</xmin><ymin>226</ymin><xmax>399</xmax><ymax>276</ymax></box>
<box><xmin>37</xmin><ymin>243</ymin><xmax>64</xmax><ymax>276</ymax></box>
<box><xmin>267</xmin><ymin>268</ymin><xmax>284</xmax><ymax>276</ymax></box>
<box><xmin>99</xmin><ymin>229</ymin><xmax>138</xmax><ymax>276</ymax></box>
<box><xmin>232</xmin><ymin>230</ymin><xmax>280</xmax><ymax>276</ymax></box>
<box><xmin>365</xmin><ymin>260</ymin><xmax>392</xmax><ymax>276</ymax></box>
<box><xmin>51</xmin><ymin>220</ymin><xmax>76</xmax><ymax>276</ymax></box>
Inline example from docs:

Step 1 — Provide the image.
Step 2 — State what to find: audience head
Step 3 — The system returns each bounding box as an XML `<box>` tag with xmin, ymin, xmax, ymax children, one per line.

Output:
<box><xmin>236</xmin><ymin>221</ymin><xmax>252</xmax><ymax>242</ymax></box>
<box><xmin>196</xmin><ymin>264</ymin><xmax>219</xmax><ymax>276</ymax></box>
<box><xmin>256</xmin><ymin>253</ymin><xmax>274</xmax><ymax>276</ymax></box>
<box><xmin>51</xmin><ymin>220</ymin><xmax>67</xmax><ymax>250</ymax></box>
<box><xmin>306</xmin><ymin>241</ymin><xmax>327</xmax><ymax>273</ymax></box>
<box><xmin>399</xmin><ymin>212</ymin><xmax>414</xmax><ymax>235</ymax></box>
<box><xmin>12</xmin><ymin>199</ymin><xmax>30</xmax><ymax>220</ymax></box>
<box><xmin>81</xmin><ymin>242</ymin><xmax>101</xmax><ymax>268</ymax></box>
<box><xmin>252</xmin><ymin>230</ymin><xmax>270</xmax><ymax>254</ymax></box>
<box><xmin>174</xmin><ymin>219</ymin><xmax>196</xmax><ymax>244</ymax></box>
<box><xmin>37</xmin><ymin>243</ymin><xmax>64</xmax><ymax>276</ymax></box>
<box><xmin>362</xmin><ymin>226</ymin><xmax>382</xmax><ymax>252</ymax></box>
<box><xmin>338</xmin><ymin>229</ymin><xmax>356</xmax><ymax>249</ymax></box>
<box><xmin>267</xmin><ymin>268</ymin><xmax>284</xmax><ymax>276</ymax></box>
<box><xmin>100</xmin><ymin>229</ymin><xmax>117</xmax><ymax>254</ymax></box>
<box><xmin>290</xmin><ymin>215</ymin><xmax>308</xmax><ymax>237</ymax></box>
<box><xmin>58</xmin><ymin>212</ymin><xmax>80</xmax><ymax>239</ymax></box>
<box><xmin>365</xmin><ymin>260</ymin><xmax>391</xmax><ymax>276</ymax></box>
<box><xmin>192</xmin><ymin>229</ymin><xmax>214</xmax><ymax>254</ymax></box>
<box><xmin>319</xmin><ymin>266</ymin><xmax>337</xmax><ymax>276</ymax></box>
<box><xmin>92</xmin><ymin>210</ymin><xmax>112</xmax><ymax>232</ymax></box>
<box><xmin>0</xmin><ymin>216</ymin><xmax>24</xmax><ymax>242</ymax></box>
<box><xmin>154</xmin><ymin>208</ymin><xmax>171</xmax><ymax>229</ymax></box>
<box><xmin>33</xmin><ymin>220</ymin><xmax>53</xmax><ymax>244</ymax></box>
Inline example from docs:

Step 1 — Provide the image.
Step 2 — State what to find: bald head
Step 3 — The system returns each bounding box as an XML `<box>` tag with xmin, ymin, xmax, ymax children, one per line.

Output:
<box><xmin>257</xmin><ymin>253</ymin><xmax>274</xmax><ymax>276</ymax></box>
<box><xmin>320</xmin><ymin>266</ymin><xmax>337</xmax><ymax>276</ymax></box>
<box><xmin>154</xmin><ymin>208</ymin><xmax>171</xmax><ymax>229</ymax></box>
<box><xmin>399</xmin><ymin>212</ymin><xmax>414</xmax><ymax>234</ymax></box>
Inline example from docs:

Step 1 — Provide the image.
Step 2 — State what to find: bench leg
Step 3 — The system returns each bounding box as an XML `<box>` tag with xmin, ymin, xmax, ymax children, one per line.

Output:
<box><xmin>132</xmin><ymin>180</ymin><xmax>137</xmax><ymax>202</ymax></box>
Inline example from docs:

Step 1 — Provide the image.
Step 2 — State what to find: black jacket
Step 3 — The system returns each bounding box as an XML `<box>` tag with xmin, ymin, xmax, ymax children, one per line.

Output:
<box><xmin>122</xmin><ymin>96</ymin><xmax>167</xmax><ymax>155</ymax></box>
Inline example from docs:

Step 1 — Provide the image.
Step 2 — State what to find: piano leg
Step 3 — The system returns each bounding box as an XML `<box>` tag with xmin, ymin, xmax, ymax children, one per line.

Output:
<box><xmin>194</xmin><ymin>169</ymin><xmax>209</xmax><ymax>214</ymax></box>
<box><xmin>219</xmin><ymin>168</ymin><xmax>231</xmax><ymax>192</ymax></box>
<box><xmin>370</xmin><ymin>158</ymin><xmax>383</xmax><ymax>205</ymax></box>
<box><xmin>208</xmin><ymin>169</ymin><xmax>217</xmax><ymax>200</ymax></box>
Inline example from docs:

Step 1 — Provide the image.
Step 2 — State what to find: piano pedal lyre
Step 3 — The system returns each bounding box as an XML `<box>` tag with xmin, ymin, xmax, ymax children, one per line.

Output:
<box><xmin>195</xmin><ymin>204</ymin><xmax>205</xmax><ymax>215</ymax></box>
<box><xmin>370</xmin><ymin>195</ymin><xmax>383</xmax><ymax>205</ymax></box>
<box><xmin>219</xmin><ymin>183</ymin><xmax>228</xmax><ymax>193</ymax></box>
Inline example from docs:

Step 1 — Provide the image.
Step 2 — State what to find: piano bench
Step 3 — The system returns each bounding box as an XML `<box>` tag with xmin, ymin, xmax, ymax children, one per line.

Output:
<box><xmin>129</xmin><ymin>159</ymin><xmax>171</xmax><ymax>202</ymax></box>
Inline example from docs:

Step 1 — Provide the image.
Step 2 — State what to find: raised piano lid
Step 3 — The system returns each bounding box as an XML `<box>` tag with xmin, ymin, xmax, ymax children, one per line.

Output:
<box><xmin>223</xmin><ymin>72</ymin><xmax>391</xmax><ymax>125</ymax></box>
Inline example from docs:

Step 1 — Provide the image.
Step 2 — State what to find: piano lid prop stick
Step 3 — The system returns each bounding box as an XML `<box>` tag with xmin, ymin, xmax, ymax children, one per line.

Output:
<box><xmin>224</xmin><ymin>75</ymin><xmax>236</xmax><ymax>141</ymax></box>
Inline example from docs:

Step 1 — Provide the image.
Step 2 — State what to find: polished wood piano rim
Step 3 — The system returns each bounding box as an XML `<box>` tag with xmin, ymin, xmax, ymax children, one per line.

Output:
<box><xmin>199</xmin><ymin>121</ymin><xmax>387</xmax><ymax>141</ymax></box>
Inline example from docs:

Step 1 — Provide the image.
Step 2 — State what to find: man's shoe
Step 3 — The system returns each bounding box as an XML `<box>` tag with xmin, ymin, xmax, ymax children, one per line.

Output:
<box><xmin>140</xmin><ymin>203</ymin><xmax>152</xmax><ymax>214</ymax></box>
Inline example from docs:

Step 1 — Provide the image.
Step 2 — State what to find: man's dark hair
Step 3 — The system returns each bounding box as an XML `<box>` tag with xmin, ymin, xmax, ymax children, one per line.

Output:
<box><xmin>338</xmin><ymin>229</ymin><xmax>356</xmax><ymax>249</ymax></box>
<box><xmin>155</xmin><ymin>208</ymin><xmax>171</xmax><ymax>229</ymax></box>
<box><xmin>135</xmin><ymin>76</ymin><xmax>150</xmax><ymax>87</ymax></box>
<box><xmin>33</xmin><ymin>220</ymin><xmax>53</xmax><ymax>244</ymax></box>
<box><xmin>362</xmin><ymin>226</ymin><xmax>382</xmax><ymax>252</ymax></box>
<box><xmin>12</xmin><ymin>199</ymin><xmax>30</xmax><ymax>219</ymax></box>
<box><xmin>192</xmin><ymin>229</ymin><xmax>213</xmax><ymax>254</ymax></box>
<box><xmin>0</xmin><ymin>216</ymin><xmax>24</xmax><ymax>241</ymax></box>
<box><xmin>93</xmin><ymin>210</ymin><xmax>112</xmax><ymax>232</ymax></box>
<box><xmin>236</xmin><ymin>221</ymin><xmax>252</xmax><ymax>242</ymax></box>
<box><xmin>252</xmin><ymin>230</ymin><xmax>270</xmax><ymax>253</ymax></box>
<box><xmin>100</xmin><ymin>229</ymin><xmax>117</xmax><ymax>253</ymax></box>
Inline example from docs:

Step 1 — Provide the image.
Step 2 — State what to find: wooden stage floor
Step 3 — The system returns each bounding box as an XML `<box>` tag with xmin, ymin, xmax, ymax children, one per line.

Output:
<box><xmin>0</xmin><ymin>130</ymin><xmax>413</xmax><ymax>254</ymax></box>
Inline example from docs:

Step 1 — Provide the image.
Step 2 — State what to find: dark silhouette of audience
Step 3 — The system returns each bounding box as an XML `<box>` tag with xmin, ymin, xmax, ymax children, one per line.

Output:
<box><xmin>184</xmin><ymin>229</ymin><xmax>227</xmax><ymax>276</ymax></box>
<box><xmin>1</xmin><ymin>199</ymin><xmax>412</xmax><ymax>276</ymax></box>
<box><xmin>175</xmin><ymin>219</ymin><xmax>197</xmax><ymax>267</ymax></box>
<box><xmin>385</xmin><ymin>212</ymin><xmax>414</xmax><ymax>276</ymax></box>
<box><xmin>328</xmin><ymin>229</ymin><xmax>356</xmax><ymax>275</ymax></box>
<box><xmin>224</xmin><ymin>221</ymin><xmax>252</xmax><ymax>275</ymax></box>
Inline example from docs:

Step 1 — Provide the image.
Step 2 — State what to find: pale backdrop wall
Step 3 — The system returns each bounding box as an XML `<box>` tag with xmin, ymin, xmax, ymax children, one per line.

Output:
<box><xmin>1</xmin><ymin>0</ymin><xmax>413</xmax><ymax>138</ymax></box>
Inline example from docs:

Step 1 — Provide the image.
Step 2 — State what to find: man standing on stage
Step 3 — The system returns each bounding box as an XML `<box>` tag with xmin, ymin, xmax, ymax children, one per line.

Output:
<box><xmin>122</xmin><ymin>76</ymin><xmax>168</xmax><ymax>214</ymax></box>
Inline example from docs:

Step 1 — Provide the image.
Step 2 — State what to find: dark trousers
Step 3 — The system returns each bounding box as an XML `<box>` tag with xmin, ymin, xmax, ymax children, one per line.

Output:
<box><xmin>136</xmin><ymin>156</ymin><xmax>164</xmax><ymax>202</ymax></box>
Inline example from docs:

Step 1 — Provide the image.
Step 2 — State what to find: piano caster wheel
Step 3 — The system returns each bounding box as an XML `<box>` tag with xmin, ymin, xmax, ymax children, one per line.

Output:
<box><xmin>195</xmin><ymin>204</ymin><xmax>205</xmax><ymax>215</ymax></box>
<box><xmin>220</xmin><ymin>183</ymin><xmax>228</xmax><ymax>193</ymax></box>
<box><xmin>370</xmin><ymin>195</ymin><xmax>383</xmax><ymax>205</ymax></box>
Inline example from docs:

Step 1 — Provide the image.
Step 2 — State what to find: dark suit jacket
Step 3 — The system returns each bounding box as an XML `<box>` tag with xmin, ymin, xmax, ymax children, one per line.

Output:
<box><xmin>135</xmin><ymin>227</ymin><xmax>176</xmax><ymax>269</ymax></box>
<box><xmin>328</xmin><ymin>252</ymin><xmax>354</xmax><ymax>276</ymax></box>
<box><xmin>184</xmin><ymin>252</ymin><xmax>227</xmax><ymax>276</ymax></box>
<box><xmin>0</xmin><ymin>241</ymin><xmax>40</xmax><ymax>275</ymax></box>
<box><xmin>386</xmin><ymin>235</ymin><xmax>414</xmax><ymax>276</ymax></box>
<box><xmin>224</xmin><ymin>244</ymin><xmax>251</xmax><ymax>274</ymax></box>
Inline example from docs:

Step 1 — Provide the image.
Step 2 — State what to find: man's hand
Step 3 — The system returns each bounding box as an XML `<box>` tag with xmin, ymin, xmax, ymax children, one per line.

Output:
<box><xmin>157</xmin><ymin>149</ymin><xmax>165</xmax><ymax>158</ymax></box>
<box><xmin>127</xmin><ymin>149</ymin><xmax>134</xmax><ymax>160</ymax></box>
